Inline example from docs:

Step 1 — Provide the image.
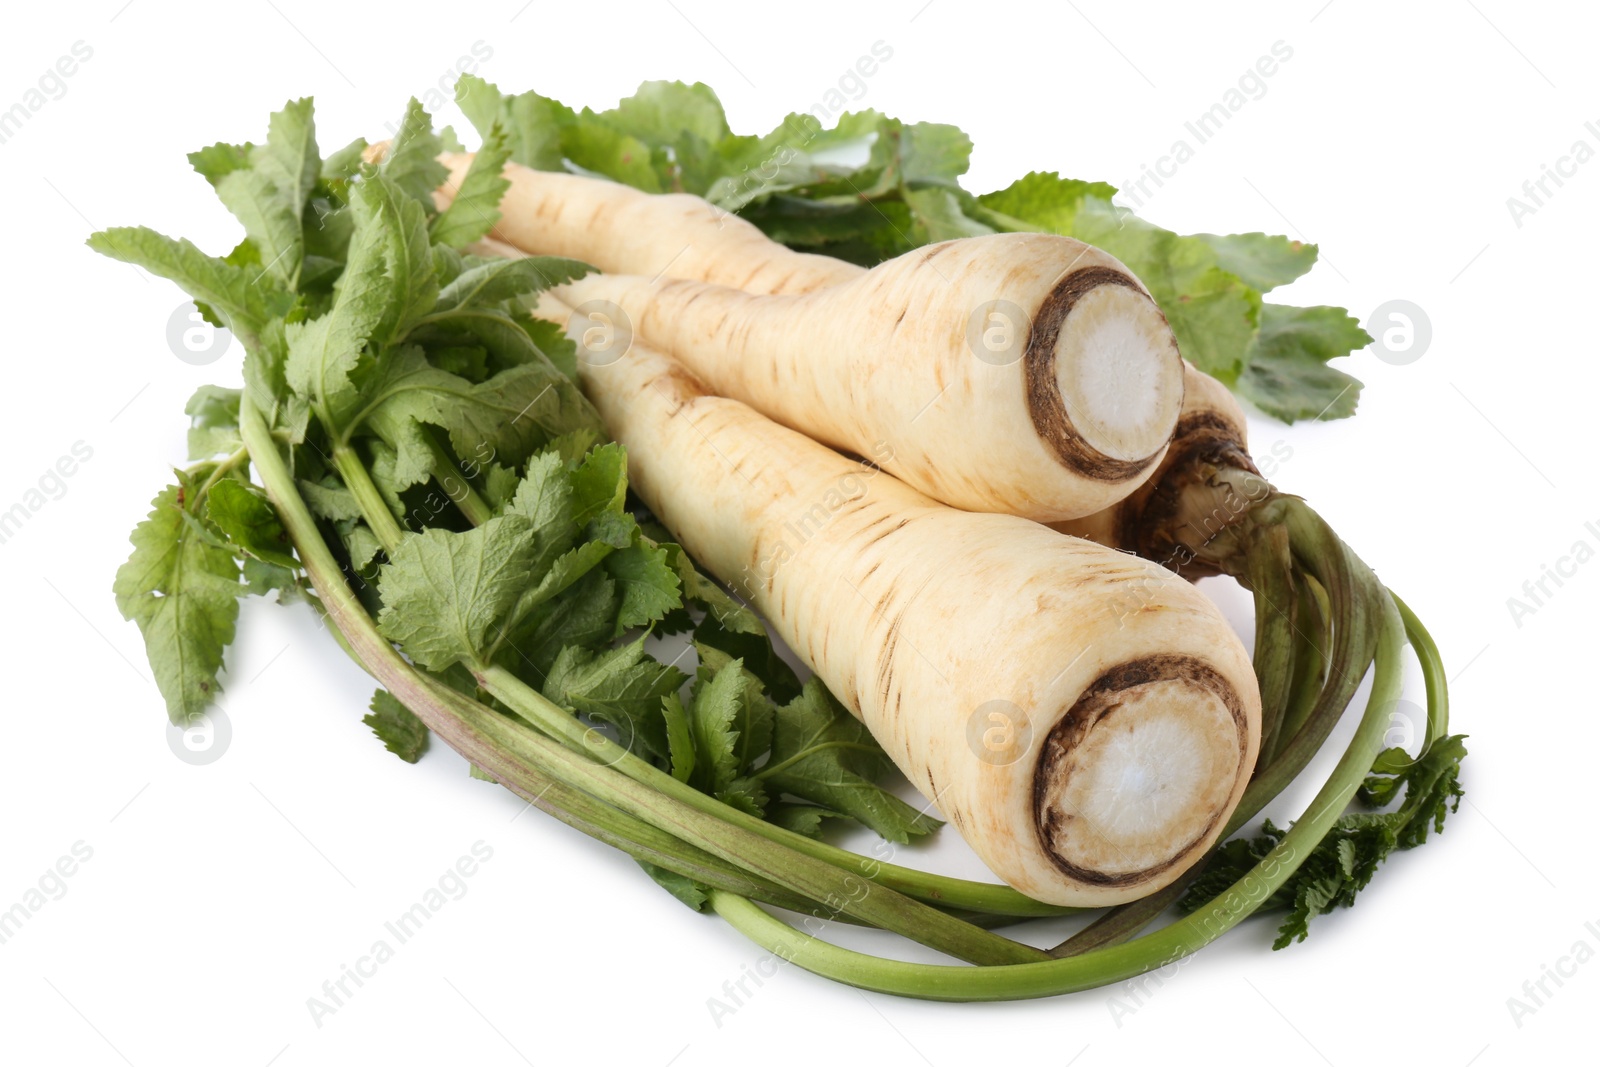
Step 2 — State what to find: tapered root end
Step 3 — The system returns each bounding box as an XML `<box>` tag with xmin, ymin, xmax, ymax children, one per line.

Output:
<box><xmin>1027</xmin><ymin>267</ymin><xmax>1184</xmax><ymax>482</ymax></box>
<box><xmin>1033</xmin><ymin>656</ymin><xmax>1251</xmax><ymax>890</ymax></box>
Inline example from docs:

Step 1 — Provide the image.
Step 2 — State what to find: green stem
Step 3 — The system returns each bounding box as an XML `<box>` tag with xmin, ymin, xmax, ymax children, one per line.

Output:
<box><xmin>1246</xmin><ymin>522</ymin><xmax>1297</xmax><ymax>760</ymax></box>
<box><xmin>1263</xmin><ymin>573</ymin><xmax>1328</xmax><ymax>766</ymax></box>
<box><xmin>708</xmin><ymin>588</ymin><xmax>1406</xmax><ymax>1000</ymax></box>
<box><xmin>424</xmin><ymin>431</ymin><xmax>495</xmax><ymax>526</ymax></box>
<box><xmin>1046</xmin><ymin>873</ymin><xmax>1197</xmax><ymax>958</ymax></box>
<box><xmin>1246</xmin><ymin>501</ymin><xmax>1378</xmax><ymax>804</ymax></box>
<box><xmin>332</xmin><ymin>443</ymin><xmax>406</xmax><ymax>549</ymax></box>
<box><xmin>1393</xmin><ymin>593</ymin><xmax>1449</xmax><ymax>743</ymax></box>
<box><xmin>189</xmin><ymin>446</ymin><xmax>251</xmax><ymax>510</ymax></box>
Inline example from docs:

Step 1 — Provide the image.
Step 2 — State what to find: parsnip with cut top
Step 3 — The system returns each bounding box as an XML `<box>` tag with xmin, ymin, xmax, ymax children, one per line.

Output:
<box><xmin>532</xmin><ymin>290</ymin><xmax>1260</xmax><ymax>906</ymax></box>
<box><xmin>556</xmin><ymin>236</ymin><xmax>1185</xmax><ymax>521</ymax></box>
<box><xmin>437</xmin><ymin>160</ymin><xmax>1240</xmax><ymax>537</ymax></box>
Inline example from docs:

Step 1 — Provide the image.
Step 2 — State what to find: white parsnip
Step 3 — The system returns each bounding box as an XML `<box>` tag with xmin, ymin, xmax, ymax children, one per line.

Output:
<box><xmin>437</xmin><ymin>154</ymin><xmax>863</xmax><ymax>293</ymax></box>
<box><xmin>439</xmin><ymin>161</ymin><xmax>1243</xmax><ymax>538</ymax></box>
<box><xmin>525</xmin><ymin>286</ymin><xmax>1260</xmax><ymax>906</ymax></box>
<box><xmin>433</xmin><ymin>155</ymin><xmax>1183</xmax><ymax>521</ymax></box>
<box><xmin>557</xmin><ymin>239</ymin><xmax>1184</xmax><ymax>522</ymax></box>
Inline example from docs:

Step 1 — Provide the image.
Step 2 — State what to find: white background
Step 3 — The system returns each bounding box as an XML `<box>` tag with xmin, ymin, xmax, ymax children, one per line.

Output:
<box><xmin>2</xmin><ymin>1</ymin><xmax>1595</xmax><ymax>1065</ymax></box>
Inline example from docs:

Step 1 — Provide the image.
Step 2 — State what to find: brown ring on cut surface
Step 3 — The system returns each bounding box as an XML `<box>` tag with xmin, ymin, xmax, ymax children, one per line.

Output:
<box><xmin>1024</xmin><ymin>266</ymin><xmax>1177</xmax><ymax>482</ymax></box>
<box><xmin>1032</xmin><ymin>655</ymin><xmax>1250</xmax><ymax>888</ymax></box>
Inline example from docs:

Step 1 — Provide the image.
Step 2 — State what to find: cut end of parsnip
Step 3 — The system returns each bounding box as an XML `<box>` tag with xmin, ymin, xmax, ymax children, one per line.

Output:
<box><xmin>1027</xmin><ymin>267</ymin><xmax>1184</xmax><ymax>481</ymax></box>
<box><xmin>1033</xmin><ymin>658</ymin><xmax>1249</xmax><ymax>888</ymax></box>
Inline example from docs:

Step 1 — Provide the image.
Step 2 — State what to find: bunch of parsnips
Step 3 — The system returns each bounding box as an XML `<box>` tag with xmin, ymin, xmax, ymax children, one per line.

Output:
<box><xmin>93</xmin><ymin>86</ymin><xmax>1464</xmax><ymax>1000</ymax></box>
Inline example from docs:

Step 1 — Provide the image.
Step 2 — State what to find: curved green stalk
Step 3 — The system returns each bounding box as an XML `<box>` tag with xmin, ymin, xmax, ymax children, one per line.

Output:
<box><xmin>708</xmin><ymin>589</ymin><xmax>1406</xmax><ymax>1000</ymax></box>
<box><xmin>1393</xmin><ymin>593</ymin><xmax>1450</xmax><ymax>743</ymax></box>
<box><xmin>1246</xmin><ymin>522</ymin><xmax>1297</xmax><ymax>759</ymax></box>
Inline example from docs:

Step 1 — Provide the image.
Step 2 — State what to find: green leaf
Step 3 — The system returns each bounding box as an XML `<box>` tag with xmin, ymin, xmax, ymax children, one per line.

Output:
<box><xmin>261</xmin><ymin>97</ymin><xmax>320</xmax><ymax>220</ymax></box>
<box><xmin>354</xmin><ymin>346</ymin><xmax>598</xmax><ymax>478</ymax></box>
<box><xmin>637</xmin><ymin>861</ymin><xmax>709</xmax><ymax>910</ymax></box>
<box><xmin>364</xmin><ymin>689</ymin><xmax>430</xmax><ymax>763</ymax></box>
<box><xmin>321</xmin><ymin>137</ymin><xmax>369</xmax><ymax>181</ymax></box>
<box><xmin>300</xmin><ymin>479</ymin><xmax>364</xmax><ymax>522</ymax></box>
<box><xmin>435</xmin><ymin>255</ymin><xmax>592</xmax><ymax>313</ymax></box>
<box><xmin>215</xmin><ymin>171</ymin><xmax>302</xmax><ymax>291</ymax></box>
<box><xmin>903</xmin><ymin>187</ymin><xmax>992</xmax><ymax>243</ymax></box>
<box><xmin>357</xmin><ymin>175</ymin><xmax>440</xmax><ymax>346</ymax></box>
<box><xmin>569</xmin><ymin>442</ymin><xmax>627</xmax><ymax>525</ymax></box>
<box><xmin>455</xmin><ymin>74</ymin><xmax>506</xmax><ymax>142</ymax></box>
<box><xmin>185</xmin><ymin>385</ymin><xmax>242</xmax><ymax>460</ymax></box>
<box><xmin>1236</xmin><ymin>304</ymin><xmax>1369</xmax><ymax>422</ymax></box>
<box><xmin>1195</xmin><ymin>232</ymin><xmax>1318</xmax><ymax>293</ymax></box>
<box><xmin>605</xmin><ymin>540</ymin><xmax>682</xmax><ymax>632</ymax></box>
<box><xmin>1067</xmin><ymin>198</ymin><xmax>1262</xmax><ymax>385</ymax></box>
<box><xmin>430</xmin><ymin>123</ymin><xmax>512</xmax><ymax>249</ymax></box>
<box><xmin>457</xmin><ymin>75</ymin><xmax>576</xmax><ymax>172</ymax></box>
<box><xmin>708</xmin><ymin>109</ymin><xmax>890</xmax><ymax>213</ymax></box>
<box><xmin>973</xmin><ymin>170</ymin><xmax>1117</xmax><ymax>233</ymax></box>
<box><xmin>494</xmin><ymin>456</ymin><xmax>615</xmax><ymax>622</ymax></box>
<box><xmin>113</xmin><ymin>479</ymin><xmax>243</xmax><ymax>724</ymax></box>
<box><xmin>596</xmin><ymin>81</ymin><xmax>733</xmax><ymax>193</ymax></box>
<box><xmin>242</xmin><ymin>558</ymin><xmax>300</xmax><ymax>600</ymax></box>
<box><xmin>684</xmin><ymin>657</ymin><xmax>766</xmax><ymax>799</ymax></box>
<box><xmin>662</xmin><ymin>693</ymin><xmax>696</xmax><ymax>783</ymax></box>
<box><xmin>606</xmin><ymin>80</ymin><xmax>731</xmax><ymax>149</ymax></box>
<box><xmin>213</xmin><ymin>98</ymin><xmax>319</xmax><ymax>289</ymax></box>
<box><xmin>382</xmin><ymin>98</ymin><xmax>448</xmax><ymax>210</ymax></box>
<box><xmin>897</xmin><ymin>121</ymin><xmax>973</xmax><ymax>186</ymax></box>
<box><xmin>86</xmin><ymin>227</ymin><xmax>284</xmax><ymax>349</ymax></box>
<box><xmin>205</xmin><ymin>478</ymin><xmax>298</xmax><ymax>569</ymax></box>
<box><xmin>188</xmin><ymin>141</ymin><xmax>254</xmax><ymax>188</ymax></box>
<box><xmin>560</xmin><ymin>120</ymin><xmax>662</xmax><ymax>193</ymax></box>
<box><xmin>542</xmin><ymin>636</ymin><xmax>688</xmax><ymax>760</ymax></box>
<box><xmin>761</xmin><ymin>679</ymin><xmax>939</xmax><ymax>843</ymax></box>
<box><xmin>376</xmin><ymin>517</ymin><xmax>545</xmax><ymax>670</ymax></box>
<box><xmin>768</xmin><ymin>803</ymin><xmax>847</xmax><ymax>839</ymax></box>
<box><xmin>285</xmin><ymin>175</ymin><xmax>438</xmax><ymax>423</ymax></box>
<box><xmin>501</xmin><ymin>569</ymin><xmax>619</xmax><ymax>676</ymax></box>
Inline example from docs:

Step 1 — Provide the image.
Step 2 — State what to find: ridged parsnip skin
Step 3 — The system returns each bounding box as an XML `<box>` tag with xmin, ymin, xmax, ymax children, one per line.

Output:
<box><xmin>541</xmin><ymin>297</ymin><xmax>1260</xmax><ymax>906</ymax></box>
<box><xmin>555</xmin><ymin>233</ymin><xmax>1185</xmax><ymax>522</ymax></box>
<box><xmin>440</xmin><ymin>154</ymin><xmax>863</xmax><ymax>293</ymax></box>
